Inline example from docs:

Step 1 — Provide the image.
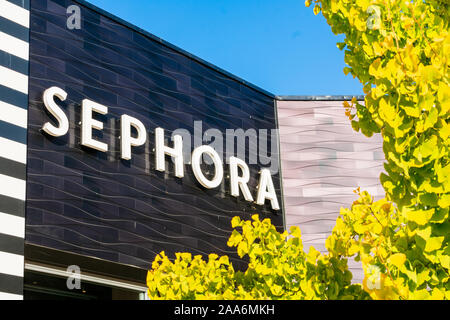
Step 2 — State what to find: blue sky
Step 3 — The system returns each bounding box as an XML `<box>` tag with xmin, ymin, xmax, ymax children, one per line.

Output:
<box><xmin>87</xmin><ymin>0</ymin><xmax>363</xmax><ymax>96</ymax></box>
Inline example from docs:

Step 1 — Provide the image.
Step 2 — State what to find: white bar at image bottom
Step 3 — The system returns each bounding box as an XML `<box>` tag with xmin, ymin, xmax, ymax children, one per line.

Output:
<box><xmin>0</xmin><ymin>292</ymin><xmax>23</xmax><ymax>300</ymax></box>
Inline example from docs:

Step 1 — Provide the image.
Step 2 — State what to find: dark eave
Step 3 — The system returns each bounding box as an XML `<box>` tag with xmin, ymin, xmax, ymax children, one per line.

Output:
<box><xmin>74</xmin><ymin>0</ymin><xmax>364</xmax><ymax>102</ymax></box>
<box><xmin>74</xmin><ymin>0</ymin><xmax>276</xmax><ymax>99</ymax></box>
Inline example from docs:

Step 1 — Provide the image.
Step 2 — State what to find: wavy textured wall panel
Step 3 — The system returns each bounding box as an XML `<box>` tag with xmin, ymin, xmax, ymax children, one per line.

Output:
<box><xmin>277</xmin><ymin>99</ymin><xmax>385</xmax><ymax>282</ymax></box>
<box><xmin>26</xmin><ymin>0</ymin><xmax>284</xmax><ymax>270</ymax></box>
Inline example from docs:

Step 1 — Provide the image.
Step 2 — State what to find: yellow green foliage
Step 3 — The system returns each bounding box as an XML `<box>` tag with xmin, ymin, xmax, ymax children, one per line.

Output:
<box><xmin>147</xmin><ymin>215</ymin><xmax>369</xmax><ymax>300</ymax></box>
<box><xmin>308</xmin><ymin>0</ymin><xmax>450</xmax><ymax>299</ymax></box>
<box><xmin>327</xmin><ymin>189</ymin><xmax>449</xmax><ymax>299</ymax></box>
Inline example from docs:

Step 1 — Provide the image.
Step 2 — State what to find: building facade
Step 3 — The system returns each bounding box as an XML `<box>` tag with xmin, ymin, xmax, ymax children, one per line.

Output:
<box><xmin>277</xmin><ymin>98</ymin><xmax>384</xmax><ymax>283</ymax></box>
<box><xmin>0</xmin><ymin>0</ymin><xmax>384</xmax><ymax>299</ymax></box>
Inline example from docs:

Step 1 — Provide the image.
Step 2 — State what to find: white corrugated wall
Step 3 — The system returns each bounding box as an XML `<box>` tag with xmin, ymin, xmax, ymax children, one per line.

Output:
<box><xmin>277</xmin><ymin>99</ymin><xmax>385</xmax><ymax>283</ymax></box>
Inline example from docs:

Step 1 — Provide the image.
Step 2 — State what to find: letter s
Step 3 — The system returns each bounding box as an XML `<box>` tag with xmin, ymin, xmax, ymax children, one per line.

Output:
<box><xmin>42</xmin><ymin>86</ymin><xmax>69</xmax><ymax>137</ymax></box>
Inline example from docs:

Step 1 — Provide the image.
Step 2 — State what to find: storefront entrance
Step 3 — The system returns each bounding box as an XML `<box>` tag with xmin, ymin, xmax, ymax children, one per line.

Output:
<box><xmin>24</xmin><ymin>270</ymin><xmax>145</xmax><ymax>300</ymax></box>
<box><xmin>23</xmin><ymin>244</ymin><xmax>148</xmax><ymax>300</ymax></box>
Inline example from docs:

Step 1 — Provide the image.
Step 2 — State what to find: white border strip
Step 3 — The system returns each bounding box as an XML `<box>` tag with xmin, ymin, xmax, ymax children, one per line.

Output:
<box><xmin>0</xmin><ymin>31</ymin><xmax>29</xmax><ymax>60</ymax></box>
<box><xmin>0</xmin><ymin>137</ymin><xmax>27</xmax><ymax>164</ymax></box>
<box><xmin>0</xmin><ymin>212</ymin><xmax>25</xmax><ymax>238</ymax></box>
<box><xmin>0</xmin><ymin>101</ymin><xmax>28</xmax><ymax>128</ymax></box>
<box><xmin>0</xmin><ymin>0</ymin><xmax>28</xmax><ymax>301</ymax></box>
<box><xmin>0</xmin><ymin>0</ymin><xmax>30</xmax><ymax>28</ymax></box>
<box><xmin>0</xmin><ymin>252</ymin><xmax>24</xmax><ymax>277</ymax></box>
<box><xmin>0</xmin><ymin>174</ymin><xmax>26</xmax><ymax>200</ymax></box>
<box><xmin>0</xmin><ymin>65</ymin><xmax>29</xmax><ymax>94</ymax></box>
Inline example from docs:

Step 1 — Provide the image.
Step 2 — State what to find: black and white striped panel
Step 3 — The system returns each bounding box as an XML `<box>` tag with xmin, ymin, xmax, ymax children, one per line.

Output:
<box><xmin>0</xmin><ymin>0</ymin><xmax>29</xmax><ymax>300</ymax></box>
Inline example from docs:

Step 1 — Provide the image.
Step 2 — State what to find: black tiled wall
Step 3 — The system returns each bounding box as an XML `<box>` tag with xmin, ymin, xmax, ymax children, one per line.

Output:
<box><xmin>26</xmin><ymin>0</ymin><xmax>284</xmax><ymax>269</ymax></box>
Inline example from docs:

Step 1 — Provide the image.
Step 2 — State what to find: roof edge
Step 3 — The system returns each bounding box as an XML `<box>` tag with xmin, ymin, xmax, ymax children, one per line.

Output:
<box><xmin>276</xmin><ymin>95</ymin><xmax>365</xmax><ymax>101</ymax></box>
<box><xmin>73</xmin><ymin>0</ymin><xmax>276</xmax><ymax>99</ymax></box>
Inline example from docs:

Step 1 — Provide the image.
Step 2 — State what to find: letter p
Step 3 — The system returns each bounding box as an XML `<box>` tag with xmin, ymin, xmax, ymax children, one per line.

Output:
<box><xmin>121</xmin><ymin>115</ymin><xmax>147</xmax><ymax>160</ymax></box>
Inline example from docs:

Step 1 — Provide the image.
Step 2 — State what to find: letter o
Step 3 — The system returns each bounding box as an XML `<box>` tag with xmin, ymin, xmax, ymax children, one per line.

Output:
<box><xmin>191</xmin><ymin>145</ymin><xmax>223</xmax><ymax>189</ymax></box>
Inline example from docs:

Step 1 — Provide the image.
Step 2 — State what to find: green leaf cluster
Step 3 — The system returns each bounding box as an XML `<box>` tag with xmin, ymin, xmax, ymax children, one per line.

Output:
<box><xmin>308</xmin><ymin>0</ymin><xmax>450</xmax><ymax>299</ymax></box>
<box><xmin>327</xmin><ymin>190</ymin><xmax>449</xmax><ymax>299</ymax></box>
<box><xmin>147</xmin><ymin>215</ymin><xmax>368</xmax><ymax>300</ymax></box>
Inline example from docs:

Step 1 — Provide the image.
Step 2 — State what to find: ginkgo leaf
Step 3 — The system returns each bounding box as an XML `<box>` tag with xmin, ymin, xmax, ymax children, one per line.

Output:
<box><xmin>388</xmin><ymin>253</ymin><xmax>407</xmax><ymax>268</ymax></box>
